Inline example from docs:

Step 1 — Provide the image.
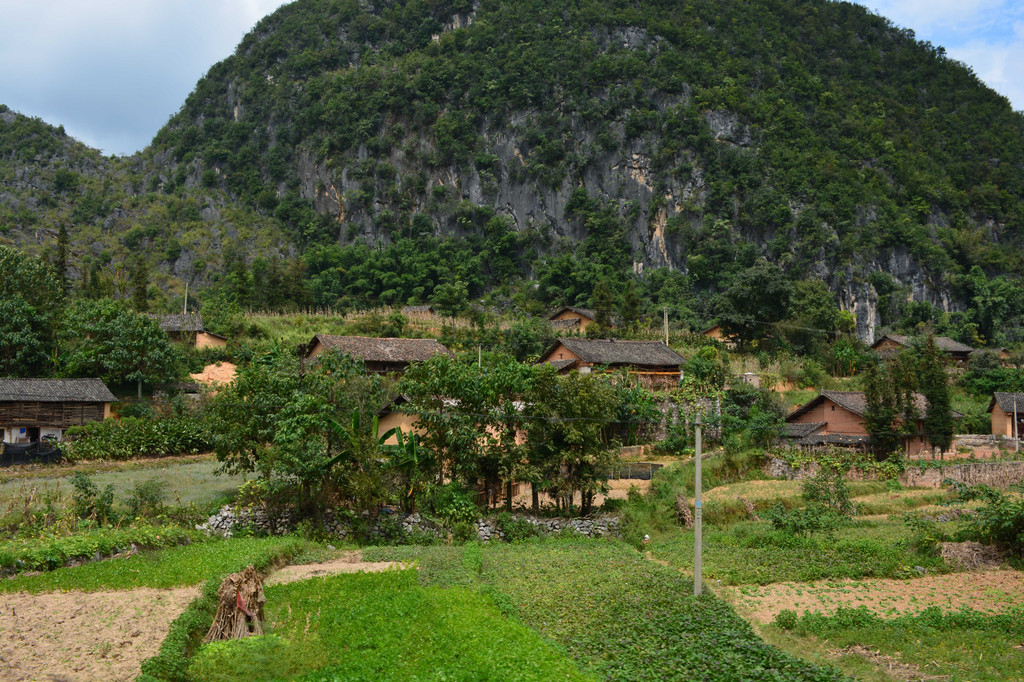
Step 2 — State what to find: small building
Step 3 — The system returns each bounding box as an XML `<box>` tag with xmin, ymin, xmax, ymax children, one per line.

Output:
<box><xmin>401</xmin><ymin>305</ymin><xmax>434</xmax><ymax>315</ymax></box>
<box><xmin>304</xmin><ymin>335</ymin><xmax>453</xmax><ymax>374</ymax></box>
<box><xmin>0</xmin><ymin>378</ymin><xmax>116</xmax><ymax>444</ymax></box>
<box><xmin>699</xmin><ymin>324</ymin><xmax>738</xmax><ymax>349</ymax></box>
<box><xmin>548</xmin><ymin>307</ymin><xmax>598</xmax><ymax>332</ymax></box>
<box><xmin>784</xmin><ymin>390</ymin><xmax>939</xmax><ymax>455</ymax></box>
<box><xmin>152</xmin><ymin>313</ymin><xmax>228</xmax><ymax>349</ymax></box>
<box><xmin>870</xmin><ymin>334</ymin><xmax>973</xmax><ymax>364</ymax></box>
<box><xmin>987</xmin><ymin>392</ymin><xmax>1024</xmax><ymax>439</ymax></box>
<box><xmin>536</xmin><ymin>338</ymin><xmax>684</xmax><ymax>389</ymax></box>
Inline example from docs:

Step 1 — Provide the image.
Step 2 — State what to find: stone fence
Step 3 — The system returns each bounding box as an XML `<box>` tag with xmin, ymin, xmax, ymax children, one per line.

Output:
<box><xmin>765</xmin><ymin>456</ymin><xmax>1024</xmax><ymax>489</ymax></box>
<box><xmin>197</xmin><ymin>505</ymin><xmax>619</xmax><ymax>542</ymax></box>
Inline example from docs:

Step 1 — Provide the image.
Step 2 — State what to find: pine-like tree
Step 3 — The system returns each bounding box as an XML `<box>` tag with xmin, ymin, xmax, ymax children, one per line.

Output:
<box><xmin>918</xmin><ymin>335</ymin><xmax>953</xmax><ymax>456</ymax></box>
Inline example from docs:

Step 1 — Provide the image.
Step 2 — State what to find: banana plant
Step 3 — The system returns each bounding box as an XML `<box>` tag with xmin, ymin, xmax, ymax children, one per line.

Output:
<box><xmin>382</xmin><ymin>427</ymin><xmax>434</xmax><ymax>512</ymax></box>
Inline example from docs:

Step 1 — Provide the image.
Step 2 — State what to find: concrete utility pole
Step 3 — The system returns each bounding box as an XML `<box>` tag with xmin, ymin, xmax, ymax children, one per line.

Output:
<box><xmin>1015</xmin><ymin>395</ymin><xmax>1019</xmax><ymax>454</ymax></box>
<box><xmin>694</xmin><ymin>413</ymin><xmax>703</xmax><ymax>597</ymax></box>
<box><xmin>663</xmin><ymin>307</ymin><xmax>669</xmax><ymax>345</ymax></box>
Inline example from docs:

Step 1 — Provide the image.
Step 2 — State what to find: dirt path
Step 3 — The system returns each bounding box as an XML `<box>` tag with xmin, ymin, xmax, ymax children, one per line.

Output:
<box><xmin>0</xmin><ymin>551</ymin><xmax>409</xmax><ymax>681</ymax></box>
<box><xmin>265</xmin><ymin>551</ymin><xmax>409</xmax><ymax>585</ymax></box>
<box><xmin>723</xmin><ymin>569</ymin><xmax>1024</xmax><ymax>624</ymax></box>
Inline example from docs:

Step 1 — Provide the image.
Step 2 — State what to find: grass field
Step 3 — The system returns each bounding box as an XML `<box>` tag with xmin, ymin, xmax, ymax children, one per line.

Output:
<box><xmin>365</xmin><ymin>539</ymin><xmax>847</xmax><ymax>681</ymax></box>
<box><xmin>0</xmin><ymin>456</ymin><xmax>247</xmax><ymax>526</ymax></box>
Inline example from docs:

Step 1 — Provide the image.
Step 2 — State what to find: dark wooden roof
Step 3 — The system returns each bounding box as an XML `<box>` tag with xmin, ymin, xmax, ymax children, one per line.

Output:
<box><xmin>783</xmin><ymin>422</ymin><xmax>826</xmax><ymax>438</ymax></box>
<box><xmin>787</xmin><ymin>390</ymin><xmax>958</xmax><ymax>422</ymax></box>
<box><xmin>151</xmin><ymin>313</ymin><xmax>205</xmax><ymax>333</ymax></box>
<box><xmin>871</xmin><ymin>334</ymin><xmax>974</xmax><ymax>354</ymax></box>
<box><xmin>307</xmin><ymin>335</ymin><xmax>453</xmax><ymax>363</ymax></box>
<box><xmin>0</xmin><ymin>378</ymin><xmax>116</xmax><ymax>403</ymax></box>
<box><xmin>541</xmin><ymin>338</ymin><xmax>684</xmax><ymax>368</ymax></box>
<box><xmin>548</xmin><ymin>307</ymin><xmax>597</xmax><ymax>321</ymax></box>
<box><xmin>988</xmin><ymin>392</ymin><xmax>1024</xmax><ymax>413</ymax></box>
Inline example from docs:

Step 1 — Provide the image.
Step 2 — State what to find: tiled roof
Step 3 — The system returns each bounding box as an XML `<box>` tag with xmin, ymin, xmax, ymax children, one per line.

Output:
<box><xmin>151</xmin><ymin>313</ymin><xmax>204</xmax><ymax>333</ymax></box>
<box><xmin>551</xmin><ymin>318</ymin><xmax>581</xmax><ymax>330</ymax></box>
<box><xmin>542</xmin><ymin>338</ymin><xmax>684</xmax><ymax>368</ymax></box>
<box><xmin>549</xmin><ymin>307</ymin><xmax>597</xmax><ymax>321</ymax></box>
<box><xmin>0</xmin><ymin>378</ymin><xmax>116</xmax><ymax>403</ymax></box>
<box><xmin>545</xmin><ymin>358</ymin><xmax>577</xmax><ymax>371</ymax></box>
<box><xmin>308</xmin><ymin>335</ymin><xmax>453</xmax><ymax>363</ymax></box>
<box><xmin>787</xmin><ymin>390</ymin><xmax>955</xmax><ymax>422</ymax></box>
<box><xmin>784</xmin><ymin>422</ymin><xmax>826</xmax><ymax>438</ymax></box>
<box><xmin>871</xmin><ymin>334</ymin><xmax>974</xmax><ymax>353</ymax></box>
<box><xmin>989</xmin><ymin>392</ymin><xmax>1024</xmax><ymax>413</ymax></box>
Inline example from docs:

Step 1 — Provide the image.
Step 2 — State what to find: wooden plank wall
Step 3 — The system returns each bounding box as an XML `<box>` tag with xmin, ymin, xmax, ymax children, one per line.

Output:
<box><xmin>0</xmin><ymin>402</ymin><xmax>105</xmax><ymax>428</ymax></box>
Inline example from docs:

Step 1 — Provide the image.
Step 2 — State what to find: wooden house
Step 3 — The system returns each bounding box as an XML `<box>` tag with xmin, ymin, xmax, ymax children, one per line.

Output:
<box><xmin>870</xmin><ymin>334</ymin><xmax>974</xmax><ymax>364</ymax></box>
<box><xmin>548</xmin><ymin>307</ymin><xmax>598</xmax><ymax>332</ymax></box>
<box><xmin>152</xmin><ymin>313</ymin><xmax>228</xmax><ymax>349</ymax></box>
<box><xmin>784</xmin><ymin>390</ymin><xmax>938</xmax><ymax>455</ymax></box>
<box><xmin>303</xmin><ymin>335</ymin><xmax>453</xmax><ymax>374</ymax></box>
<box><xmin>987</xmin><ymin>392</ymin><xmax>1024</xmax><ymax>439</ymax></box>
<box><xmin>537</xmin><ymin>338</ymin><xmax>684</xmax><ymax>389</ymax></box>
<box><xmin>0</xmin><ymin>378</ymin><xmax>115</xmax><ymax>445</ymax></box>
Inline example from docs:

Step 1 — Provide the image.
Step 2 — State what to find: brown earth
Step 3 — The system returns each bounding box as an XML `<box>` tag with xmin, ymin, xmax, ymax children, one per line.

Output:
<box><xmin>723</xmin><ymin>569</ymin><xmax>1024</xmax><ymax>624</ymax></box>
<box><xmin>0</xmin><ymin>551</ymin><xmax>408</xmax><ymax>681</ymax></box>
<box><xmin>190</xmin><ymin>362</ymin><xmax>237</xmax><ymax>386</ymax></box>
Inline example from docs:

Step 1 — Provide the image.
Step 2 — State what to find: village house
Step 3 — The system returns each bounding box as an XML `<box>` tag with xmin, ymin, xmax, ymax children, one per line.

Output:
<box><xmin>303</xmin><ymin>335</ymin><xmax>453</xmax><ymax>374</ymax></box>
<box><xmin>784</xmin><ymin>390</ymin><xmax>941</xmax><ymax>455</ymax></box>
<box><xmin>0</xmin><ymin>378</ymin><xmax>116</xmax><ymax>446</ymax></box>
<box><xmin>987</xmin><ymin>392</ymin><xmax>1024</xmax><ymax>440</ymax></box>
<box><xmin>152</xmin><ymin>313</ymin><xmax>228</xmax><ymax>349</ymax></box>
<box><xmin>548</xmin><ymin>307</ymin><xmax>598</xmax><ymax>332</ymax></box>
<box><xmin>537</xmin><ymin>338</ymin><xmax>684</xmax><ymax>389</ymax></box>
<box><xmin>699</xmin><ymin>324</ymin><xmax>738</xmax><ymax>348</ymax></box>
<box><xmin>870</xmin><ymin>334</ymin><xmax>974</xmax><ymax>364</ymax></box>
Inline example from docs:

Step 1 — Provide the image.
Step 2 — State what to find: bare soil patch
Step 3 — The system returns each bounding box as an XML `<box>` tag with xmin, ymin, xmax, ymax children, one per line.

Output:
<box><xmin>0</xmin><ymin>586</ymin><xmax>199</xmax><ymax>682</ymax></box>
<box><xmin>265</xmin><ymin>551</ymin><xmax>409</xmax><ymax>585</ymax></box>
<box><xmin>0</xmin><ymin>552</ymin><xmax>408</xmax><ymax>681</ymax></box>
<box><xmin>725</xmin><ymin>569</ymin><xmax>1024</xmax><ymax>624</ymax></box>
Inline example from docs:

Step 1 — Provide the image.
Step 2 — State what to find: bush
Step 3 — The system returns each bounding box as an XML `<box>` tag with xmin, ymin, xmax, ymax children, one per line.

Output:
<box><xmin>496</xmin><ymin>512</ymin><xmax>539</xmax><ymax>542</ymax></box>
<box><xmin>802</xmin><ymin>466</ymin><xmax>855</xmax><ymax>516</ymax></box>
<box><xmin>61</xmin><ymin>416</ymin><xmax>212</xmax><ymax>461</ymax></box>
<box><xmin>127</xmin><ymin>478</ymin><xmax>168</xmax><ymax>518</ymax></box>
<box><xmin>425</xmin><ymin>483</ymin><xmax>479</xmax><ymax>526</ymax></box>
<box><xmin>69</xmin><ymin>472</ymin><xmax>116</xmax><ymax>524</ymax></box>
<box><xmin>763</xmin><ymin>504</ymin><xmax>845</xmax><ymax>537</ymax></box>
<box><xmin>946</xmin><ymin>480</ymin><xmax>1024</xmax><ymax>556</ymax></box>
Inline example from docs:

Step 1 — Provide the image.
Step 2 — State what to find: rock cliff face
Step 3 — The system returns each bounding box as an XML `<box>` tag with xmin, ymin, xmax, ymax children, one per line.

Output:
<box><xmin>4</xmin><ymin>0</ymin><xmax>1024</xmax><ymax>328</ymax></box>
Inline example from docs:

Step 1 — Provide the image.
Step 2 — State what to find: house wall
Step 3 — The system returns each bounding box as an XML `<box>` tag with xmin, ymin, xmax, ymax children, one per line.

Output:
<box><xmin>196</xmin><ymin>332</ymin><xmax>228</xmax><ymax>349</ymax></box>
<box><xmin>552</xmin><ymin>311</ymin><xmax>594</xmax><ymax>331</ymax></box>
<box><xmin>991</xmin><ymin>405</ymin><xmax>1023</xmax><ymax>438</ymax></box>
<box><xmin>540</xmin><ymin>344</ymin><xmax>583</xmax><ymax>365</ymax></box>
<box><xmin>378</xmin><ymin>411</ymin><xmax>424</xmax><ymax>445</ymax></box>
<box><xmin>788</xmin><ymin>399</ymin><xmax>869</xmax><ymax>436</ymax></box>
<box><xmin>0</xmin><ymin>402</ymin><xmax>107</xmax><ymax>430</ymax></box>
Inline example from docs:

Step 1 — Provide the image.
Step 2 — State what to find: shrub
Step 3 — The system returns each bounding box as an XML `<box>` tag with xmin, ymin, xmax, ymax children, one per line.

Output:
<box><xmin>69</xmin><ymin>472</ymin><xmax>116</xmax><ymax>524</ymax></box>
<box><xmin>763</xmin><ymin>503</ymin><xmax>845</xmax><ymax>537</ymax></box>
<box><xmin>126</xmin><ymin>478</ymin><xmax>168</xmax><ymax>519</ymax></box>
<box><xmin>425</xmin><ymin>483</ymin><xmax>479</xmax><ymax>526</ymax></box>
<box><xmin>496</xmin><ymin>512</ymin><xmax>539</xmax><ymax>542</ymax></box>
<box><xmin>802</xmin><ymin>465</ymin><xmax>855</xmax><ymax>516</ymax></box>
<box><xmin>946</xmin><ymin>480</ymin><xmax>1024</xmax><ymax>556</ymax></box>
<box><xmin>61</xmin><ymin>416</ymin><xmax>212</xmax><ymax>461</ymax></box>
<box><xmin>774</xmin><ymin>609</ymin><xmax>798</xmax><ymax>630</ymax></box>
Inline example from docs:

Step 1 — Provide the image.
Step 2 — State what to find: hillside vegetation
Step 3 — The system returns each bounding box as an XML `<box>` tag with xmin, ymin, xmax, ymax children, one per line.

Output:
<box><xmin>2</xmin><ymin>0</ymin><xmax>1024</xmax><ymax>341</ymax></box>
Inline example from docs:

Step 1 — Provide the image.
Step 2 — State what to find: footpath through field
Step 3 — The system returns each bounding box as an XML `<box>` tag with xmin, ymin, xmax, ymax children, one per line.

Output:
<box><xmin>0</xmin><ymin>550</ymin><xmax>407</xmax><ymax>682</ymax></box>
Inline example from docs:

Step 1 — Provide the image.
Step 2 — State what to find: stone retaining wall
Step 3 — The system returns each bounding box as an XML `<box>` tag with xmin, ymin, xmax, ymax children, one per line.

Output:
<box><xmin>765</xmin><ymin>457</ymin><xmax>1024</xmax><ymax>489</ymax></box>
<box><xmin>197</xmin><ymin>505</ymin><xmax>620</xmax><ymax>542</ymax></box>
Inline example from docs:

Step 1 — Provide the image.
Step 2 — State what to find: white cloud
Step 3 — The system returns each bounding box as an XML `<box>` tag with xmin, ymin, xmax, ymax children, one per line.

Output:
<box><xmin>0</xmin><ymin>1</ymin><xmax>290</xmax><ymax>154</ymax></box>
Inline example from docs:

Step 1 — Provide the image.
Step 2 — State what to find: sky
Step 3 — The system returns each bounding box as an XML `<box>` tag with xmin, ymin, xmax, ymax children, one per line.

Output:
<box><xmin>0</xmin><ymin>0</ymin><xmax>1021</xmax><ymax>157</ymax></box>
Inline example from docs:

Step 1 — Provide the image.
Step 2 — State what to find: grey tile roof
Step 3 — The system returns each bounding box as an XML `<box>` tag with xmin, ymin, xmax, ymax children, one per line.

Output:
<box><xmin>784</xmin><ymin>422</ymin><xmax>826</xmax><ymax>438</ymax></box>
<box><xmin>871</xmin><ymin>334</ymin><xmax>974</xmax><ymax>353</ymax></box>
<box><xmin>989</xmin><ymin>392</ymin><xmax>1024</xmax><ymax>413</ymax></box>
<box><xmin>548</xmin><ymin>307</ymin><xmax>597</xmax><ymax>321</ymax></box>
<box><xmin>0</xmin><ymin>378</ymin><xmax>116</xmax><ymax>403</ymax></box>
<box><xmin>788</xmin><ymin>390</ymin><xmax>956</xmax><ymax>422</ymax></box>
<box><xmin>543</xmin><ymin>338</ymin><xmax>684</xmax><ymax>368</ymax></box>
<box><xmin>151</xmin><ymin>313</ymin><xmax>205</xmax><ymax>333</ymax></box>
<box><xmin>308</xmin><ymin>335</ymin><xmax>453</xmax><ymax>363</ymax></box>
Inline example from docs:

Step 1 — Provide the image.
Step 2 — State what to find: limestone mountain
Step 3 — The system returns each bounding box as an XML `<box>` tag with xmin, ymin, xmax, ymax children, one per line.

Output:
<box><xmin>2</xmin><ymin>0</ymin><xmax>1024</xmax><ymax>338</ymax></box>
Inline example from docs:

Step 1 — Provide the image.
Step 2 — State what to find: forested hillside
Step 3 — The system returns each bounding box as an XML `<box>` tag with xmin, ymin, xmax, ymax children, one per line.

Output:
<box><xmin>2</xmin><ymin>0</ymin><xmax>1024</xmax><ymax>343</ymax></box>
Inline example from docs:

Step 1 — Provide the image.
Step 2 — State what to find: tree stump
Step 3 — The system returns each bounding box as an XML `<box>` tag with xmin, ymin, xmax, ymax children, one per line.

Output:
<box><xmin>675</xmin><ymin>494</ymin><xmax>694</xmax><ymax>529</ymax></box>
<box><xmin>204</xmin><ymin>565</ymin><xmax>266</xmax><ymax>642</ymax></box>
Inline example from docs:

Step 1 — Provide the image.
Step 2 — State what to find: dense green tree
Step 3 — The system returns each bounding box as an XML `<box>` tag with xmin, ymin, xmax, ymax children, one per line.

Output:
<box><xmin>59</xmin><ymin>299</ymin><xmax>181</xmax><ymax>397</ymax></box>
<box><xmin>863</xmin><ymin>353</ymin><xmax>920</xmax><ymax>459</ymax></box>
<box><xmin>784</xmin><ymin>279</ymin><xmax>841</xmax><ymax>354</ymax></box>
<box><xmin>0</xmin><ymin>245</ymin><xmax>64</xmax><ymax>377</ymax></box>
<box><xmin>917</xmin><ymin>335</ymin><xmax>954</xmax><ymax>455</ymax></box>
<box><xmin>720</xmin><ymin>261</ymin><xmax>792</xmax><ymax>349</ymax></box>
